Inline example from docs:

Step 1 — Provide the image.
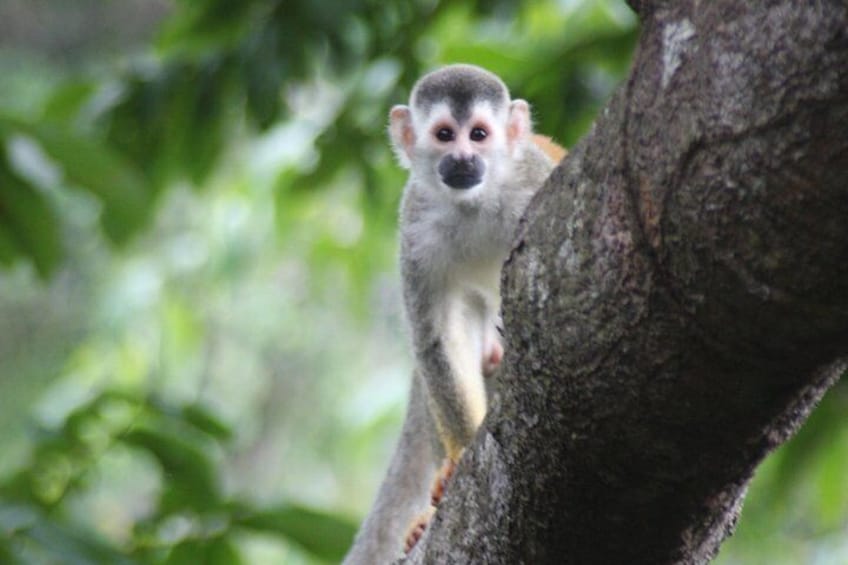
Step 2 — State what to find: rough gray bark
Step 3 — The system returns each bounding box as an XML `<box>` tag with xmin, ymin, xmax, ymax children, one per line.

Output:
<box><xmin>405</xmin><ymin>1</ymin><xmax>848</xmax><ymax>563</ymax></box>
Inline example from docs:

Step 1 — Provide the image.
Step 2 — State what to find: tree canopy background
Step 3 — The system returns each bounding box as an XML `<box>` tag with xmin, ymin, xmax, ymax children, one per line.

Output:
<box><xmin>0</xmin><ymin>0</ymin><xmax>844</xmax><ymax>563</ymax></box>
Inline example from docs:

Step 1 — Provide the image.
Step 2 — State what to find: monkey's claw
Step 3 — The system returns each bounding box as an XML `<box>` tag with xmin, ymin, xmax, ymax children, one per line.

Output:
<box><xmin>403</xmin><ymin>459</ymin><xmax>458</xmax><ymax>554</ymax></box>
<box><xmin>404</xmin><ymin>506</ymin><xmax>435</xmax><ymax>554</ymax></box>
<box><xmin>430</xmin><ymin>457</ymin><xmax>457</xmax><ymax>507</ymax></box>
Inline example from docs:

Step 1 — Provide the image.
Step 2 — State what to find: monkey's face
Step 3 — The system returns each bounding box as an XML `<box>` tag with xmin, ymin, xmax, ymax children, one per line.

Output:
<box><xmin>389</xmin><ymin>93</ymin><xmax>526</xmax><ymax>202</ymax></box>
<box><xmin>431</xmin><ymin>118</ymin><xmax>488</xmax><ymax>190</ymax></box>
<box><xmin>427</xmin><ymin>110</ymin><xmax>502</xmax><ymax>193</ymax></box>
<box><xmin>419</xmin><ymin>102</ymin><xmax>511</xmax><ymax>197</ymax></box>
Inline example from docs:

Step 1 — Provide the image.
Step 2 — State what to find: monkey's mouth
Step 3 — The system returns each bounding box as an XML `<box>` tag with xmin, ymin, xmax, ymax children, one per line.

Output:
<box><xmin>441</xmin><ymin>173</ymin><xmax>482</xmax><ymax>190</ymax></box>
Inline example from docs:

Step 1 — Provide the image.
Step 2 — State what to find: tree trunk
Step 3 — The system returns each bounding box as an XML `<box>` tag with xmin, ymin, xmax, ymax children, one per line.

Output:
<box><xmin>405</xmin><ymin>1</ymin><xmax>848</xmax><ymax>563</ymax></box>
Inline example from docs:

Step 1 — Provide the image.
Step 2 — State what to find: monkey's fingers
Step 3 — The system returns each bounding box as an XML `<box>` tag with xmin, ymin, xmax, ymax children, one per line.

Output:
<box><xmin>430</xmin><ymin>457</ymin><xmax>458</xmax><ymax>507</ymax></box>
<box><xmin>403</xmin><ymin>506</ymin><xmax>435</xmax><ymax>554</ymax></box>
<box><xmin>482</xmin><ymin>341</ymin><xmax>504</xmax><ymax>378</ymax></box>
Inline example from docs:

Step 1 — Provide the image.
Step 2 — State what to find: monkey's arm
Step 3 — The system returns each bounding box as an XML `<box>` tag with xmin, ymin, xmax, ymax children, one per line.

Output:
<box><xmin>406</xmin><ymin>262</ymin><xmax>487</xmax><ymax>461</ymax></box>
<box><xmin>429</xmin><ymin>292</ymin><xmax>488</xmax><ymax>459</ymax></box>
<box><xmin>342</xmin><ymin>372</ymin><xmax>440</xmax><ymax>565</ymax></box>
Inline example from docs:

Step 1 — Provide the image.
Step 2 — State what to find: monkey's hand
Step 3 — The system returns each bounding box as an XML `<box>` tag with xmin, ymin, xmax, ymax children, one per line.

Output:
<box><xmin>406</xmin><ymin>283</ymin><xmax>488</xmax><ymax>460</ymax></box>
<box><xmin>482</xmin><ymin>339</ymin><xmax>504</xmax><ymax>378</ymax></box>
<box><xmin>403</xmin><ymin>456</ymin><xmax>459</xmax><ymax>554</ymax></box>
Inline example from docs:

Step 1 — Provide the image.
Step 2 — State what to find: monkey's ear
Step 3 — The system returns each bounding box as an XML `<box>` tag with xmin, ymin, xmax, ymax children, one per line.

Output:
<box><xmin>507</xmin><ymin>99</ymin><xmax>532</xmax><ymax>145</ymax></box>
<box><xmin>389</xmin><ymin>105</ymin><xmax>415</xmax><ymax>169</ymax></box>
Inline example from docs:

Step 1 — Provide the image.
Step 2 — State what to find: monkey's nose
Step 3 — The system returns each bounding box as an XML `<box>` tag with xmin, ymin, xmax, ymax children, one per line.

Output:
<box><xmin>439</xmin><ymin>155</ymin><xmax>483</xmax><ymax>190</ymax></box>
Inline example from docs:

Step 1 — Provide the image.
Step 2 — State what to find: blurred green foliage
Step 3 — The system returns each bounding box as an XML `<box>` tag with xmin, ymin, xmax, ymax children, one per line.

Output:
<box><xmin>0</xmin><ymin>389</ymin><xmax>356</xmax><ymax>563</ymax></box>
<box><xmin>0</xmin><ymin>0</ymin><xmax>844</xmax><ymax>563</ymax></box>
<box><xmin>0</xmin><ymin>0</ymin><xmax>636</xmax><ymax>277</ymax></box>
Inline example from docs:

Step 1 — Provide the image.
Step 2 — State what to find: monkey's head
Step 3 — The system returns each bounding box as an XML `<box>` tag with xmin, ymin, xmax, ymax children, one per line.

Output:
<box><xmin>389</xmin><ymin>64</ymin><xmax>532</xmax><ymax>199</ymax></box>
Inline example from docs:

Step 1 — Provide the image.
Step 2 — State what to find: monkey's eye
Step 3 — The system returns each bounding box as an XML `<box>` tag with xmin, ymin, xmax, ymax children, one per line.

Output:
<box><xmin>470</xmin><ymin>127</ymin><xmax>488</xmax><ymax>142</ymax></box>
<box><xmin>435</xmin><ymin>128</ymin><xmax>455</xmax><ymax>142</ymax></box>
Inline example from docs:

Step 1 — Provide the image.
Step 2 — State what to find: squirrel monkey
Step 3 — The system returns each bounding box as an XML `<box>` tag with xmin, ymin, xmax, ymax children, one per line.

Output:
<box><xmin>343</xmin><ymin>64</ymin><xmax>564</xmax><ymax>564</ymax></box>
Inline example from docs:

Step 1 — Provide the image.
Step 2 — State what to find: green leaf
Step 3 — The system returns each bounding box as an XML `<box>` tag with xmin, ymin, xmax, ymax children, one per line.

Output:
<box><xmin>207</xmin><ymin>536</ymin><xmax>243</xmax><ymax>565</ymax></box>
<box><xmin>18</xmin><ymin>514</ymin><xmax>134</xmax><ymax>565</ymax></box>
<box><xmin>164</xmin><ymin>540</ymin><xmax>205</xmax><ymax>565</ymax></box>
<box><xmin>144</xmin><ymin>395</ymin><xmax>232</xmax><ymax>442</ymax></box>
<box><xmin>41</xmin><ymin>81</ymin><xmax>98</xmax><ymax>122</ymax></box>
<box><xmin>0</xmin><ymin>150</ymin><xmax>62</xmax><ymax>276</ymax></box>
<box><xmin>243</xmin><ymin>28</ymin><xmax>284</xmax><ymax>129</ymax></box>
<box><xmin>122</xmin><ymin>425</ymin><xmax>221</xmax><ymax>512</ymax></box>
<box><xmin>0</xmin><ymin>539</ymin><xmax>15</xmax><ymax>565</ymax></box>
<box><xmin>162</xmin><ymin>536</ymin><xmax>242</xmax><ymax>565</ymax></box>
<box><xmin>0</xmin><ymin>214</ymin><xmax>20</xmax><ymax>266</ymax></box>
<box><xmin>234</xmin><ymin>503</ymin><xmax>357</xmax><ymax>562</ymax></box>
<box><xmin>156</xmin><ymin>0</ymin><xmax>255</xmax><ymax>58</ymax></box>
<box><xmin>181</xmin><ymin>404</ymin><xmax>233</xmax><ymax>441</ymax></box>
<box><xmin>24</xmin><ymin>123</ymin><xmax>152</xmax><ymax>245</ymax></box>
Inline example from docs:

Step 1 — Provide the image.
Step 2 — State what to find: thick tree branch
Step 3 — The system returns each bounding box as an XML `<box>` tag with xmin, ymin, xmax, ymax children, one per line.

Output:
<box><xmin>406</xmin><ymin>1</ymin><xmax>848</xmax><ymax>563</ymax></box>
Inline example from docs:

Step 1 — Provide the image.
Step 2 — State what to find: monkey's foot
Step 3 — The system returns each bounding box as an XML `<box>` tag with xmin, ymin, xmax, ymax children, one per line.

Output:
<box><xmin>403</xmin><ymin>506</ymin><xmax>435</xmax><ymax>554</ymax></box>
<box><xmin>430</xmin><ymin>457</ymin><xmax>457</xmax><ymax>506</ymax></box>
<box><xmin>404</xmin><ymin>459</ymin><xmax>458</xmax><ymax>554</ymax></box>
